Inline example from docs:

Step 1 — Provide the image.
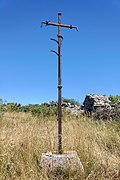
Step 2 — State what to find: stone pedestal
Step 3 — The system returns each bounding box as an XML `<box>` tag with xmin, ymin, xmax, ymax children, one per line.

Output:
<box><xmin>40</xmin><ymin>151</ymin><xmax>84</xmax><ymax>176</ymax></box>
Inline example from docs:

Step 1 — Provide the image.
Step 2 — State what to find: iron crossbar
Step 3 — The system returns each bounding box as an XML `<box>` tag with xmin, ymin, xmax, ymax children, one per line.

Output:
<box><xmin>41</xmin><ymin>21</ymin><xmax>78</xmax><ymax>31</ymax></box>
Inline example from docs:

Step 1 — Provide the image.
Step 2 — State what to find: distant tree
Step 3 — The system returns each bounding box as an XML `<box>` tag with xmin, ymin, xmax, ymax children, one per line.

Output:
<box><xmin>0</xmin><ymin>98</ymin><xmax>3</xmax><ymax>105</ymax></box>
<box><xmin>49</xmin><ymin>101</ymin><xmax>58</xmax><ymax>106</ymax></box>
<box><xmin>0</xmin><ymin>98</ymin><xmax>7</xmax><ymax>113</ymax></box>
<box><xmin>62</xmin><ymin>97</ymin><xmax>80</xmax><ymax>106</ymax></box>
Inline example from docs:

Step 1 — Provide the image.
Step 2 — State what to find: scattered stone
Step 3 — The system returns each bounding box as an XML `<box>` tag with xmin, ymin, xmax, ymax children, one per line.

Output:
<box><xmin>93</xmin><ymin>107</ymin><xmax>120</xmax><ymax>120</ymax></box>
<box><xmin>62</xmin><ymin>102</ymin><xmax>82</xmax><ymax>115</ymax></box>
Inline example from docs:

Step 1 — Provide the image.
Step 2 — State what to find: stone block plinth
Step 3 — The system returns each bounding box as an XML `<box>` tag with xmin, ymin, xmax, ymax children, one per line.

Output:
<box><xmin>40</xmin><ymin>151</ymin><xmax>84</xmax><ymax>176</ymax></box>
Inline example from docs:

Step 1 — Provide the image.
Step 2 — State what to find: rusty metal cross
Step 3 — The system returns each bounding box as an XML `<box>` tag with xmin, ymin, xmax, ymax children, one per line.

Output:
<box><xmin>41</xmin><ymin>12</ymin><xmax>78</xmax><ymax>154</ymax></box>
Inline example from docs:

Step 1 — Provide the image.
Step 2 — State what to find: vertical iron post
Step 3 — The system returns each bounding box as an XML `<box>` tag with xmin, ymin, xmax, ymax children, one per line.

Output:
<box><xmin>58</xmin><ymin>13</ymin><xmax>62</xmax><ymax>154</ymax></box>
<box><xmin>41</xmin><ymin>13</ymin><xmax>78</xmax><ymax>154</ymax></box>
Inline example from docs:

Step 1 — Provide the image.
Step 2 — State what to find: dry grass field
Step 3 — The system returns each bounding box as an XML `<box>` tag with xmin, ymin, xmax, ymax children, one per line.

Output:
<box><xmin>0</xmin><ymin>112</ymin><xmax>120</xmax><ymax>179</ymax></box>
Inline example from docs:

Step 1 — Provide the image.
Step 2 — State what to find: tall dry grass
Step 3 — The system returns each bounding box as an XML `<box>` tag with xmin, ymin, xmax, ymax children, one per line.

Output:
<box><xmin>0</xmin><ymin>112</ymin><xmax>120</xmax><ymax>179</ymax></box>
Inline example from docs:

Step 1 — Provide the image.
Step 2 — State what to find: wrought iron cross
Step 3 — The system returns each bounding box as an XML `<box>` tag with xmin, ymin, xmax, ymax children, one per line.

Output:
<box><xmin>41</xmin><ymin>12</ymin><xmax>78</xmax><ymax>154</ymax></box>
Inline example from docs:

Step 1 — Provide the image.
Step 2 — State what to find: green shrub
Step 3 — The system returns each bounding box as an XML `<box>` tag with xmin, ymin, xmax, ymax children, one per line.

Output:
<box><xmin>109</xmin><ymin>95</ymin><xmax>120</xmax><ymax>104</ymax></box>
<box><xmin>62</xmin><ymin>97</ymin><xmax>80</xmax><ymax>106</ymax></box>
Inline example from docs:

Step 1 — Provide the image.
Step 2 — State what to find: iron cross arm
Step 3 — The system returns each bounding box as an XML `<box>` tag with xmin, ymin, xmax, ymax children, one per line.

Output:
<box><xmin>41</xmin><ymin>21</ymin><xmax>78</xmax><ymax>31</ymax></box>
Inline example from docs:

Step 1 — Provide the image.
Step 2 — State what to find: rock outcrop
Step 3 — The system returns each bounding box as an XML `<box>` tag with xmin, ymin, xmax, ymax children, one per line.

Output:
<box><xmin>83</xmin><ymin>94</ymin><xmax>111</xmax><ymax>113</ymax></box>
<box><xmin>83</xmin><ymin>94</ymin><xmax>120</xmax><ymax>120</ymax></box>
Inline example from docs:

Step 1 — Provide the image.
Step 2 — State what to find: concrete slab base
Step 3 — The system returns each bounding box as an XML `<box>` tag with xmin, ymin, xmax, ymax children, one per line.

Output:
<box><xmin>40</xmin><ymin>151</ymin><xmax>84</xmax><ymax>176</ymax></box>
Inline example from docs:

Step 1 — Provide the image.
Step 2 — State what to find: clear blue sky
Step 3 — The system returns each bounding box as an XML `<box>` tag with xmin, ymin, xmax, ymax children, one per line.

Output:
<box><xmin>0</xmin><ymin>0</ymin><xmax>120</xmax><ymax>104</ymax></box>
